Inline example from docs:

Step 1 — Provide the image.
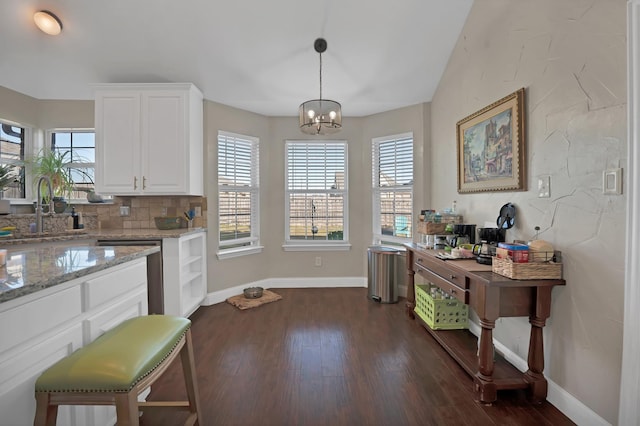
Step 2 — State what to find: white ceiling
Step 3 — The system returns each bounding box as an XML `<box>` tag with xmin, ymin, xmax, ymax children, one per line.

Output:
<box><xmin>0</xmin><ymin>1</ymin><xmax>473</xmax><ymax>117</ymax></box>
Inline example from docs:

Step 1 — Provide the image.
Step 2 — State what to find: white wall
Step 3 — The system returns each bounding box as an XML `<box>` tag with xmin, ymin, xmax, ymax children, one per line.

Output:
<box><xmin>430</xmin><ymin>1</ymin><xmax>627</xmax><ymax>423</ymax></box>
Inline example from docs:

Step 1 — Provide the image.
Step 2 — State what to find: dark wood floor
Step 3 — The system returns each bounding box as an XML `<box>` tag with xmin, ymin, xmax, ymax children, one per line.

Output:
<box><xmin>141</xmin><ymin>288</ymin><xmax>574</xmax><ymax>426</ymax></box>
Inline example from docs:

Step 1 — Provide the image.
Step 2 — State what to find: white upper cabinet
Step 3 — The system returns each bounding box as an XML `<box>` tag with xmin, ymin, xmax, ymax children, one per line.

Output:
<box><xmin>94</xmin><ymin>83</ymin><xmax>204</xmax><ymax>196</ymax></box>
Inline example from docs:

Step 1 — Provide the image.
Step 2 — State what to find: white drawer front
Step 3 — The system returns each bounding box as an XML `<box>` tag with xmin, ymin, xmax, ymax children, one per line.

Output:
<box><xmin>0</xmin><ymin>286</ymin><xmax>82</xmax><ymax>354</ymax></box>
<box><xmin>83</xmin><ymin>287</ymin><xmax>148</xmax><ymax>343</ymax></box>
<box><xmin>83</xmin><ymin>259</ymin><xmax>147</xmax><ymax>311</ymax></box>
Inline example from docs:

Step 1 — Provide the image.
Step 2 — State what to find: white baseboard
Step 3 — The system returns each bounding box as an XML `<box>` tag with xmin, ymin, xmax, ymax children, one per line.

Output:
<box><xmin>201</xmin><ymin>276</ymin><xmax>367</xmax><ymax>306</ymax></box>
<box><xmin>468</xmin><ymin>323</ymin><xmax>610</xmax><ymax>426</ymax></box>
<box><xmin>202</xmin><ymin>278</ymin><xmax>605</xmax><ymax>426</ymax></box>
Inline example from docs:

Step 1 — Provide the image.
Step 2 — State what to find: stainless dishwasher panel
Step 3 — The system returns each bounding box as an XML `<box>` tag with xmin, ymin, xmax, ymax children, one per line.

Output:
<box><xmin>96</xmin><ymin>239</ymin><xmax>164</xmax><ymax>314</ymax></box>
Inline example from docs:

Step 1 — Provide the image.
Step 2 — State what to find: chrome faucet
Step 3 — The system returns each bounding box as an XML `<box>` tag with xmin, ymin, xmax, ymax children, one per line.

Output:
<box><xmin>35</xmin><ymin>176</ymin><xmax>54</xmax><ymax>233</ymax></box>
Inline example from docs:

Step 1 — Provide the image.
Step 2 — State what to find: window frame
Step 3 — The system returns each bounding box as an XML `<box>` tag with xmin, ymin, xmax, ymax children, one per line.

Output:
<box><xmin>283</xmin><ymin>139</ymin><xmax>350</xmax><ymax>252</ymax></box>
<box><xmin>216</xmin><ymin>131</ymin><xmax>262</xmax><ymax>259</ymax></box>
<box><xmin>48</xmin><ymin>128</ymin><xmax>99</xmax><ymax>203</ymax></box>
<box><xmin>0</xmin><ymin>119</ymin><xmax>29</xmax><ymax>201</ymax></box>
<box><xmin>372</xmin><ymin>132</ymin><xmax>414</xmax><ymax>246</ymax></box>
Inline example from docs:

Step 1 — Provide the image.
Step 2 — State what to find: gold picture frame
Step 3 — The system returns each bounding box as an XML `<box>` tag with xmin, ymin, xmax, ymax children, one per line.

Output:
<box><xmin>456</xmin><ymin>88</ymin><xmax>526</xmax><ymax>193</ymax></box>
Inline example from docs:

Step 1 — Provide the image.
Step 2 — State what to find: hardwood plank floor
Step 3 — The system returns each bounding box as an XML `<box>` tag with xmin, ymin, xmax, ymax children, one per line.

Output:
<box><xmin>141</xmin><ymin>288</ymin><xmax>574</xmax><ymax>426</ymax></box>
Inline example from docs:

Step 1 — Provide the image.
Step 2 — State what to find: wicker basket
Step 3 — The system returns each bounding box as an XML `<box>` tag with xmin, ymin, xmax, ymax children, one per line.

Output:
<box><xmin>416</xmin><ymin>222</ymin><xmax>449</xmax><ymax>235</ymax></box>
<box><xmin>492</xmin><ymin>256</ymin><xmax>562</xmax><ymax>280</ymax></box>
<box><xmin>414</xmin><ymin>284</ymin><xmax>468</xmax><ymax>330</ymax></box>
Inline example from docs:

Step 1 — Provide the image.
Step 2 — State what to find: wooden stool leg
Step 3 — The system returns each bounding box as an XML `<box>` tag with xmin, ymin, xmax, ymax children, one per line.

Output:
<box><xmin>115</xmin><ymin>392</ymin><xmax>139</xmax><ymax>426</ymax></box>
<box><xmin>34</xmin><ymin>392</ymin><xmax>57</xmax><ymax>426</ymax></box>
<box><xmin>180</xmin><ymin>330</ymin><xmax>202</xmax><ymax>426</ymax></box>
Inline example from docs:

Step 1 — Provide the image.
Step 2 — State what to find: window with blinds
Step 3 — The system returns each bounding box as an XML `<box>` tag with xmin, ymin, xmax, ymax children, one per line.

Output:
<box><xmin>285</xmin><ymin>140</ymin><xmax>348</xmax><ymax>245</ymax></box>
<box><xmin>372</xmin><ymin>132</ymin><xmax>413</xmax><ymax>244</ymax></box>
<box><xmin>218</xmin><ymin>131</ymin><xmax>260</xmax><ymax>253</ymax></box>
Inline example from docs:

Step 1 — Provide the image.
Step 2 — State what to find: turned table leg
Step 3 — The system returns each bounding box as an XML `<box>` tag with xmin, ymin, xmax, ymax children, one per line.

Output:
<box><xmin>524</xmin><ymin>316</ymin><xmax>548</xmax><ymax>402</ymax></box>
<box><xmin>474</xmin><ymin>319</ymin><xmax>497</xmax><ymax>403</ymax></box>
<box><xmin>405</xmin><ymin>249</ymin><xmax>415</xmax><ymax>318</ymax></box>
<box><xmin>524</xmin><ymin>286</ymin><xmax>552</xmax><ymax>403</ymax></box>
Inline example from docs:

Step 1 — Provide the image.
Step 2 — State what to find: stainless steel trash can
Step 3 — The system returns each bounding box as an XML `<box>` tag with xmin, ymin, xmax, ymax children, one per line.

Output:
<box><xmin>367</xmin><ymin>246</ymin><xmax>401</xmax><ymax>303</ymax></box>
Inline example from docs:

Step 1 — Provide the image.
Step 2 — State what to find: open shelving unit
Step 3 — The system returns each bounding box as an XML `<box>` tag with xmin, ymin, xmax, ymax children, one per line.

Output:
<box><xmin>162</xmin><ymin>232</ymin><xmax>207</xmax><ymax>317</ymax></box>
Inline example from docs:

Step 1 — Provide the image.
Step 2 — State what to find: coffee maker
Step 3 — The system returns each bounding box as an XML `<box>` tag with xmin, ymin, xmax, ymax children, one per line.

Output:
<box><xmin>451</xmin><ymin>224</ymin><xmax>476</xmax><ymax>246</ymax></box>
<box><xmin>475</xmin><ymin>227</ymin><xmax>506</xmax><ymax>264</ymax></box>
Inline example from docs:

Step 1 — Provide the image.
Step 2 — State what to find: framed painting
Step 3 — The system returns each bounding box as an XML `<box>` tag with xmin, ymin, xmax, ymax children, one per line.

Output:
<box><xmin>456</xmin><ymin>88</ymin><xmax>526</xmax><ymax>193</ymax></box>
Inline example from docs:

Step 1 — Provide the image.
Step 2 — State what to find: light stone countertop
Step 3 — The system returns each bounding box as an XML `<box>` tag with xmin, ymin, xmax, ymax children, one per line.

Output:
<box><xmin>0</xmin><ymin>227</ymin><xmax>206</xmax><ymax>246</ymax></box>
<box><xmin>0</xmin><ymin>244</ymin><xmax>160</xmax><ymax>303</ymax></box>
<box><xmin>90</xmin><ymin>227</ymin><xmax>206</xmax><ymax>240</ymax></box>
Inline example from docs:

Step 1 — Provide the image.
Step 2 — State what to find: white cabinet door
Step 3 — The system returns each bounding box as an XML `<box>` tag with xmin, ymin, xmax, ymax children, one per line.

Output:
<box><xmin>0</xmin><ymin>324</ymin><xmax>84</xmax><ymax>426</ymax></box>
<box><xmin>94</xmin><ymin>83</ymin><xmax>203</xmax><ymax>196</ymax></box>
<box><xmin>142</xmin><ymin>90</ymin><xmax>188</xmax><ymax>194</ymax></box>
<box><xmin>95</xmin><ymin>91</ymin><xmax>141</xmax><ymax>195</ymax></box>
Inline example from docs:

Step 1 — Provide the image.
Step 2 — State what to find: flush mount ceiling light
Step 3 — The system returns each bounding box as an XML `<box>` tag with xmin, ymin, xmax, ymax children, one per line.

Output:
<box><xmin>299</xmin><ymin>38</ymin><xmax>342</xmax><ymax>135</ymax></box>
<box><xmin>34</xmin><ymin>10</ymin><xmax>63</xmax><ymax>35</ymax></box>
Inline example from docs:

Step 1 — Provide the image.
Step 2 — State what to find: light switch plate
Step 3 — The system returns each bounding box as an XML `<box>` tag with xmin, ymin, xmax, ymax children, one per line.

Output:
<box><xmin>537</xmin><ymin>175</ymin><xmax>550</xmax><ymax>198</ymax></box>
<box><xmin>603</xmin><ymin>168</ymin><xmax>622</xmax><ymax>195</ymax></box>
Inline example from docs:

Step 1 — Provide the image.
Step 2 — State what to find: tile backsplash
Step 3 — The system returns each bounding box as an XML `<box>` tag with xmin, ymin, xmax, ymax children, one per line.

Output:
<box><xmin>87</xmin><ymin>196</ymin><xmax>207</xmax><ymax>230</ymax></box>
<box><xmin>1</xmin><ymin>196</ymin><xmax>207</xmax><ymax>232</ymax></box>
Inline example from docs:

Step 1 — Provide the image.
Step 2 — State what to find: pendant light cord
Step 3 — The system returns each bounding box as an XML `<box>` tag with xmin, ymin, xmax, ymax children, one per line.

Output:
<box><xmin>319</xmin><ymin>52</ymin><xmax>323</xmax><ymax>101</ymax></box>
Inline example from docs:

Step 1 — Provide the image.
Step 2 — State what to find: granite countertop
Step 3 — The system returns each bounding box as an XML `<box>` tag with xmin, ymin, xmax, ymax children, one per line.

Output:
<box><xmin>0</xmin><ymin>244</ymin><xmax>160</xmax><ymax>303</ymax></box>
<box><xmin>91</xmin><ymin>227</ymin><xmax>206</xmax><ymax>240</ymax></box>
<box><xmin>0</xmin><ymin>227</ymin><xmax>206</xmax><ymax>246</ymax></box>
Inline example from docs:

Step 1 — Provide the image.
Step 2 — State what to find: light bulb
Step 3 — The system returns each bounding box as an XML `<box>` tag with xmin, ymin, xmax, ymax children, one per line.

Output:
<box><xmin>329</xmin><ymin>111</ymin><xmax>337</xmax><ymax>119</ymax></box>
<box><xmin>307</xmin><ymin>110</ymin><xmax>315</xmax><ymax>119</ymax></box>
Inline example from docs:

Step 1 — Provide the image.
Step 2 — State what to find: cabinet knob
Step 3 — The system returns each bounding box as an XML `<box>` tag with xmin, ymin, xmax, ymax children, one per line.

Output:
<box><xmin>450</xmin><ymin>288</ymin><xmax>457</xmax><ymax>294</ymax></box>
<box><xmin>449</xmin><ymin>274</ymin><xmax>456</xmax><ymax>280</ymax></box>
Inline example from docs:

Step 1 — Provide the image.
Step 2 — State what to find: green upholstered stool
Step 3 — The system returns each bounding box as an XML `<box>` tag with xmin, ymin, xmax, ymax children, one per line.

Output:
<box><xmin>34</xmin><ymin>315</ymin><xmax>202</xmax><ymax>426</ymax></box>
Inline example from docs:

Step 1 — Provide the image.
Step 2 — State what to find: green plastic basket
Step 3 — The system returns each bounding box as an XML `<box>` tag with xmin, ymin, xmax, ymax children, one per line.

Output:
<box><xmin>414</xmin><ymin>284</ymin><xmax>468</xmax><ymax>330</ymax></box>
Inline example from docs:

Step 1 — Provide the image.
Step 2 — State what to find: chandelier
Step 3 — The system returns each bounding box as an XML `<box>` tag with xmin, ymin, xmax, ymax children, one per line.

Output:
<box><xmin>299</xmin><ymin>38</ymin><xmax>342</xmax><ymax>135</ymax></box>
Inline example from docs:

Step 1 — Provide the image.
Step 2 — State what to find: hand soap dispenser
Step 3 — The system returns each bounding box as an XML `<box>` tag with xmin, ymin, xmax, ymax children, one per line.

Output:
<box><xmin>71</xmin><ymin>207</ymin><xmax>79</xmax><ymax>229</ymax></box>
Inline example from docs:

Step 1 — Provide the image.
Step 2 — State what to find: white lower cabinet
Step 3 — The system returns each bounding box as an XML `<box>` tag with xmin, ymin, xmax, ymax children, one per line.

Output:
<box><xmin>0</xmin><ymin>258</ymin><xmax>149</xmax><ymax>426</ymax></box>
<box><xmin>0</xmin><ymin>324</ymin><xmax>84</xmax><ymax>426</ymax></box>
<box><xmin>163</xmin><ymin>232</ymin><xmax>207</xmax><ymax>317</ymax></box>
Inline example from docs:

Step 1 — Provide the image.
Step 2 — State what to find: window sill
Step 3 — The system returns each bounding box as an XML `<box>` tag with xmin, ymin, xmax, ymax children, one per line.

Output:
<box><xmin>217</xmin><ymin>245</ymin><xmax>264</xmax><ymax>260</ymax></box>
<box><xmin>282</xmin><ymin>242</ymin><xmax>351</xmax><ymax>252</ymax></box>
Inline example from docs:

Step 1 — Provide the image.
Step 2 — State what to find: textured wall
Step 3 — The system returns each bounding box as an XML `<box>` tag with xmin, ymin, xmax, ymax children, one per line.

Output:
<box><xmin>430</xmin><ymin>0</ymin><xmax>627</xmax><ymax>422</ymax></box>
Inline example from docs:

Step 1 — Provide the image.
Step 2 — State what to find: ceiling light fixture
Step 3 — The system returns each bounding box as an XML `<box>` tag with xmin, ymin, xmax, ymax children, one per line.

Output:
<box><xmin>34</xmin><ymin>10</ymin><xmax>63</xmax><ymax>35</ymax></box>
<box><xmin>299</xmin><ymin>38</ymin><xmax>342</xmax><ymax>135</ymax></box>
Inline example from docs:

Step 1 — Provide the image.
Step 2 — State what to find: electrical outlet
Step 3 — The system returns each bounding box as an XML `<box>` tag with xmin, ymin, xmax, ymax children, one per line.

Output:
<box><xmin>161</xmin><ymin>207</ymin><xmax>167</xmax><ymax>216</ymax></box>
<box><xmin>537</xmin><ymin>175</ymin><xmax>550</xmax><ymax>198</ymax></box>
<box><xmin>315</xmin><ymin>256</ymin><xmax>322</xmax><ymax>267</ymax></box>
<box><xmin>119</xmin><ymin>206</ymin><xmax>130</xmax><ymax>216</ymax></box>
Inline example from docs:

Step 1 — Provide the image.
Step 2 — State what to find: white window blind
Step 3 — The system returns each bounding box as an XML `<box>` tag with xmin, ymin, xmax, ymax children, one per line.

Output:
<box><xmin>285</xmin><ymin>140</ymin><xmax>348</xmax><ymax>244</ymax></box>
<box><xmin>372</xmin><ymin>133</ymin><xmax>413</xmax><ymax>244</ymax></box>
<box><xmin>218</xmin><ymin>131</ymin><xmax>260</xmax><ymax>252</ymax></box>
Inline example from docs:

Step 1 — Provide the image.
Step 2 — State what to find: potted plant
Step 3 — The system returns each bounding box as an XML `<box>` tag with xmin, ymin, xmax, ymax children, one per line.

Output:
<box><xmin>28</xmin><ymin>149</ymin><xmax>74</xmax><ymax>213</ymax></box>
<box><xmin>0</xmin><ymin>164</ymin><xmax>16</xmax><ymax>214</ymax></box>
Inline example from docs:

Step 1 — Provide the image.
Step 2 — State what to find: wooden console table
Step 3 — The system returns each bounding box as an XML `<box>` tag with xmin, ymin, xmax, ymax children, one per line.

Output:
<box><xmin>404</xmin><ymin>243</ymin><xmax>565</xmax><ymax>403</ymax></box>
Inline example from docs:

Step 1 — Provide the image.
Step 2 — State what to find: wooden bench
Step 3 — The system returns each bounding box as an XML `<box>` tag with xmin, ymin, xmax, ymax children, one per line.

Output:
<box><xmin>34</xmin><ymin>315</ymin><xmax>202</xmax><ymax>426</ymax></box>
